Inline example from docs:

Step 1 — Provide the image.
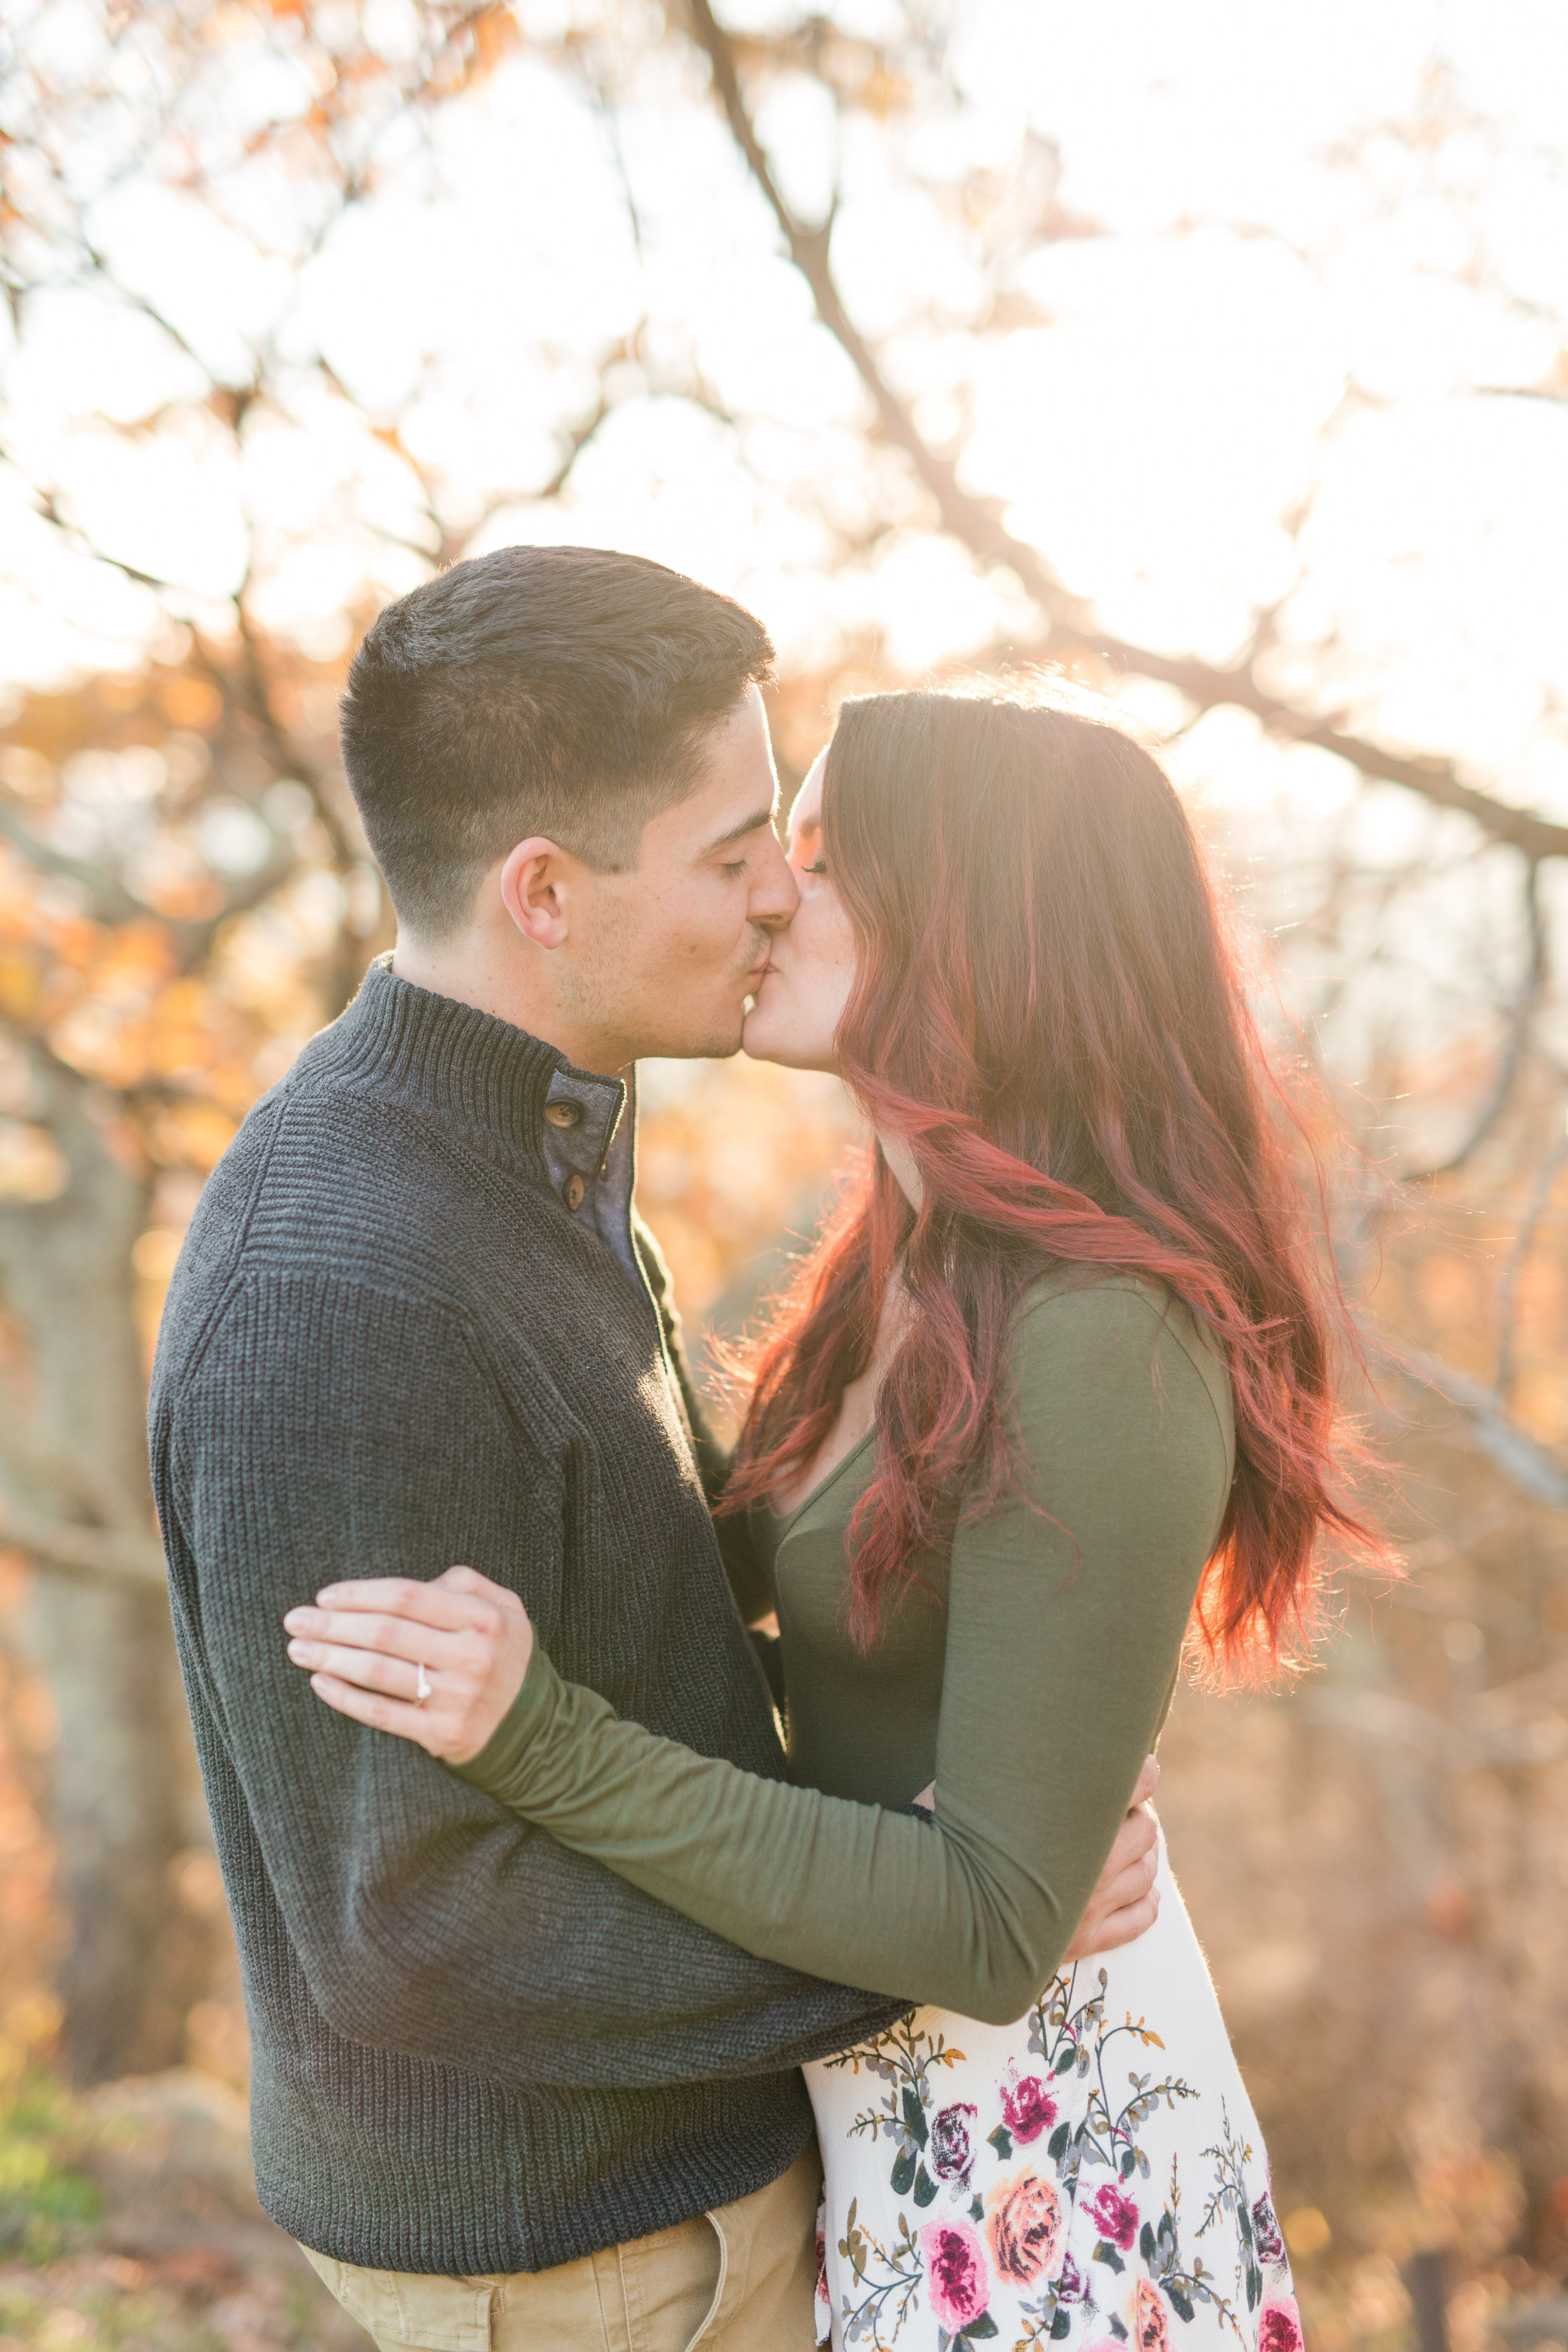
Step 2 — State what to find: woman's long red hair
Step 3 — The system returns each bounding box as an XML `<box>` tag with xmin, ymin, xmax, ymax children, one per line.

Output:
<box><xmin>722</xmin><ymin>688</ymin><xmax>1377</xmax><ymax>1681</ymax></box>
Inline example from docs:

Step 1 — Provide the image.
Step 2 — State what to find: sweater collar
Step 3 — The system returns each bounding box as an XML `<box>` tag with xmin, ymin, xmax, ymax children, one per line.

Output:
<box><xmin>317</xmin><ymin>955</ymin><xmax>627</xmax><ymax>1175</ymax></box>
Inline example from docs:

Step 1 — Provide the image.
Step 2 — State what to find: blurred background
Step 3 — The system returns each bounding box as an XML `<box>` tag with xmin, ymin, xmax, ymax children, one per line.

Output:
<box><xmin>1</xmin><ymin>0</ymin><xmax>1567</xmax><ymax>2344</ymax></box>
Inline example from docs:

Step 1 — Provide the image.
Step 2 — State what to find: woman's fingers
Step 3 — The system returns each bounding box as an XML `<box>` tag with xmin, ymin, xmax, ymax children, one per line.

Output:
<box><xmin>1061</xmin><ymin>1801</ymin><xmax>1160</xmax><ymax>1967</ymax></box>
<box><xmin>287</xmin><ymin>1638</ymin><xmax>426</xmax><ymax>1699</ymax></box>
<box><xmin>284</xmin><ymin>1606</ymin><xmax>477</xmax><ymax>1670</ymax></box>
<box><xmin>1062</xmin><ymin>1878</ymin><xmax>1160</xmax><ymax>1964</ymax></box>
<box><xmin>1094</xmin><ymin>1846</ymin><xmax>1158</xmax><ymax>1915</ymax></box>
<box><xmin>1074</xmin><ymin>1887</ymin><xmax>1160</xmax><ymax>1960</ymax></box>
<box><xmin>289</xmin><ymin>1565</ymin><xmax>536</xmax><ymax>1766</ymax></box>
<box><xmin>1110</xmin><ymin>1808</ymin><xmax>1159</xmax><ymax>1877</ymax></box>
<box><xmin>307</xmin><ymin>1574</ymin><xmax>497</xmax><ymax>1629</ymax></box>
<box><xmin>308</xmin><ymin>1672</ymin><xmax>448</xmax><ymax>1757</ymax></box>
<box><xmin>432</xmin><ymin>1564</ymin><xmax>519</xmax><ymax>1608</ymax></box>
<box><xmin>285</xmin><ymin>1573</ymin><xmax>527</xmax><ymax>1672</ymax></box>
<box><xmin>306</xmin><ymin>1660</ymin><xmax>502</xmax><ymax>1765</ymax></box>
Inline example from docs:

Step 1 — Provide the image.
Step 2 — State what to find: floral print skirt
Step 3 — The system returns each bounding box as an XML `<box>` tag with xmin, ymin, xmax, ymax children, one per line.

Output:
<box><xmin>805</xmin><ymin>1835</ymin><xmax>1301</xmax><ymax>2352</ymax></box>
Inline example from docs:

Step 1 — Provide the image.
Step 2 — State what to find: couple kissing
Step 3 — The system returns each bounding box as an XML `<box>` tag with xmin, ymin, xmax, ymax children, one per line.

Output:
<box><xmin>151</xmin><ymin>544</ymin><xmax>1348</xmax><ymax>2352</ymax></box>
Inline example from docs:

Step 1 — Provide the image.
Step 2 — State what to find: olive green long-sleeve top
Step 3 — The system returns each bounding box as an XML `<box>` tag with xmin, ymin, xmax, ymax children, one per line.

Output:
<box><xmin>457</xmin><ymin>1274</ymin><xmax>1234</xmax><ymax>2027</ymax></box>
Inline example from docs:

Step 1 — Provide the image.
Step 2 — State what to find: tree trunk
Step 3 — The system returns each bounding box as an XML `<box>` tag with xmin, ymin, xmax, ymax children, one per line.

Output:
<box><xmin>0</xmin><ymin>1069</ymin><xmax>207</xmax><ymax>2082</ymax></box>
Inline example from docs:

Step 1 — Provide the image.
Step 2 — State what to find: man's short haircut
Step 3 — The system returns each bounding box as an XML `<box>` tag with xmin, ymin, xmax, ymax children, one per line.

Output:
<box><xmin>339</xmin><ymin>545</ymin><xmax>777</xmax><ymax>936</ymax></box>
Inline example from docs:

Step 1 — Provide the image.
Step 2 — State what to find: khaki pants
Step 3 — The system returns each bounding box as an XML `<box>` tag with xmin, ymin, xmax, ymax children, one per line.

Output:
<box><xmin>298</xmin><ymin>2141</ymin><xmax>822</xmax><ymax>2352</ymax></box>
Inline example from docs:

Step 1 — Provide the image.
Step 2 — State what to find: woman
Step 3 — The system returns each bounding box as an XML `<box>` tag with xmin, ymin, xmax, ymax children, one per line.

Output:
<box><xmin>285</xmin><ymin>689</ymin><xmax>1362</xmax><ymax>2351</ymax></box>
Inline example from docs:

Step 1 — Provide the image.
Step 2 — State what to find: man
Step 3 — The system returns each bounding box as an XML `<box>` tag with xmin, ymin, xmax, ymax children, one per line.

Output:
<box><xmin>150</xmin><ymin>546</ymin><xmax>1160</xmax><ymax>2352</ymax></box>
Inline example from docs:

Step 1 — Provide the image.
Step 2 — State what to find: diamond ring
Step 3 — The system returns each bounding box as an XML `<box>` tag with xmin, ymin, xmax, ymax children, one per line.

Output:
<box><xmin>415</xmin><ymin>1661</ymin><xmax>432</xmax><ymax>1706</ymax></box>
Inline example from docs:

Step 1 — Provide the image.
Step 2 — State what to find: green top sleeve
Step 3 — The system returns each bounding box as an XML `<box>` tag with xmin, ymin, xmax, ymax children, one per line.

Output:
<box><xmin>455</xmin><ymin>1279</ymin><xmax>1234</xmax><ymax>2025</ymax></box>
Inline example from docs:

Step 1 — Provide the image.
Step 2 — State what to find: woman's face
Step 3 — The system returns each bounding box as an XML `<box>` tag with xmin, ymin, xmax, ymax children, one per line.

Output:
<box><xmin>741</xmin><ymin>751</ymin><xmax>859</xmax><ymax>1073</ymax></box>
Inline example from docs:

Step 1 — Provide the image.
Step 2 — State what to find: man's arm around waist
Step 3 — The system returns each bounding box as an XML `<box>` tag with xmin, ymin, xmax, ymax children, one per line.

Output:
<box><xmin>157</xmin><ymin>1266</ymin><xmax>901</xmax><ymax>2092</ymax></box>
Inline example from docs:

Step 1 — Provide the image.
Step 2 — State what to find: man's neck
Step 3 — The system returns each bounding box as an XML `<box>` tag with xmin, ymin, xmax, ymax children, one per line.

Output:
<box><xmin>391</xmin><ymin>935</ymin><xmax>628</xmax><ymax>1079</ymax></box>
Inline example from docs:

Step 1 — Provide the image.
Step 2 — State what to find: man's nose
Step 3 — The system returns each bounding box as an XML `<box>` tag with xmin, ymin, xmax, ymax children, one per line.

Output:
<box><xmin>751</xmin><ymin>832</ymin><xmax>800</xmax><ymax>931</ymax></box>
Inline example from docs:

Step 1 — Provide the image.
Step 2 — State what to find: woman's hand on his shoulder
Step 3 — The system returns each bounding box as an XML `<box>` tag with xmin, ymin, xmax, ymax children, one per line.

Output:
<box><xmin>283</xmin><ymin>1564</ymin><xmax>534</xmax><ymax>1764</ymax></box>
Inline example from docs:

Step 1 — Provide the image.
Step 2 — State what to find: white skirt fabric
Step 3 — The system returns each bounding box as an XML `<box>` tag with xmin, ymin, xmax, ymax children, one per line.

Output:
<box><xmin>806</xmin><ymin>1837</ymin><xmax>1303</xmax><ymax>2352</ymax></box>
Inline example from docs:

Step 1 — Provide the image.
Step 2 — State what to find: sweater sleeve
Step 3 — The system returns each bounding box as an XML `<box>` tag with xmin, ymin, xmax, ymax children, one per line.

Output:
<box><xmin>166</xmin><ymin>1269</ymin><xmax>903</xmax><ymax>2093</ymax></box>
<box><xmin>455</xmin><ymin>1282</ymin><xmax>1234</xmax><ymax>2025</ymax></box>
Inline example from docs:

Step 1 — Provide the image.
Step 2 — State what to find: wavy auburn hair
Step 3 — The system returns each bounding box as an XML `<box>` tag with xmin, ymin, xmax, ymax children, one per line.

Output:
<box><xmin>723</xmin><ymin>687</ymin><xmax>1375</xmax><ymax>1680</ymax></box>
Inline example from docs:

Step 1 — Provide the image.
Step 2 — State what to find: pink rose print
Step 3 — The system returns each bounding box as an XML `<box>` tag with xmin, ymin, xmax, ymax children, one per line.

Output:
<box><xmin>1252</xmin><ymin>2190</ymin><xmax>1285</xmax><ymax>2267</ymax></box>
<box><xmin>999</xmin><ymin>2067</ymin><xmax>1057</xmax><ymax>2144</ymax></box>
<box><xmin>921</xmin><ymin>2213</ymin><xmax>992</xmax><ymax>2334</ymax></box>
<box><xmin>1259</xmin><ymin>2299</ymin><xmax>1305</xmax><ymax>2352</ymax></box>
<box><xmin>930</xmin><ymin>2101</ymin><xmax>978</xmax><ymax>2181</ymax></box>
<box><xmin>985</xmin><ymin>2169</ymin><xmax>1064</xmax><ymax>2287</ymax></box>
<box><xmin>1089</xmin><ymin>2181</ymin><xmax>1140</xmax><ymax>2250</ymax></box>
<box><xmin>1136</xmin><ymin>2279</ymin><xmax>1171</xmax><ymax>2352</ymax></box>
<box><xmin>1056</xmin><ymin>2252</ymin><xmax>1088</xmax><ymax>2306</ymax></box>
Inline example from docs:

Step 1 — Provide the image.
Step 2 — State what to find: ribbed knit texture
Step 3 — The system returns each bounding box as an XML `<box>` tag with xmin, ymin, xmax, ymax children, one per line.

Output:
<box><xmin>148</xmin><ymin>961</ymin><xmax>899</xmax><ymax>2275</ymax></box>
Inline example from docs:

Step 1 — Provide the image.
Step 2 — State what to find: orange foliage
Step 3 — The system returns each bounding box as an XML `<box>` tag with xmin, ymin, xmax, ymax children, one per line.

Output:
<box><xmin>0</xmin><ymin>645</ymin><xmax>376</xmax><ymax>1365</ymax></box>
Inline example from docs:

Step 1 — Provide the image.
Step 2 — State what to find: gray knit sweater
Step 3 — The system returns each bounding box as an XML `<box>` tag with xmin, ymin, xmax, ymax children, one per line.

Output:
<box><xmin>148</xmin><ymin>960</ymin><xmax>898</xmax><ymax>2275</ymax></box>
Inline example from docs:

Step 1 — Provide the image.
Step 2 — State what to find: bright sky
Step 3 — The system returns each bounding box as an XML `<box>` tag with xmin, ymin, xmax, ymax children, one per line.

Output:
<box><xmin>3</xmin><ymin>0</ymin><xmax>1565</xmax><ymax>883</ymax></box>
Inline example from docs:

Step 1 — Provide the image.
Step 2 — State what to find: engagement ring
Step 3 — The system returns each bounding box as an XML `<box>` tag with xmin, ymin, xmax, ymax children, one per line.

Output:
<box><xmin>415</xmin><ymin>1662</ymin><xmax>432</xmax><ymax>1706</ymax></box>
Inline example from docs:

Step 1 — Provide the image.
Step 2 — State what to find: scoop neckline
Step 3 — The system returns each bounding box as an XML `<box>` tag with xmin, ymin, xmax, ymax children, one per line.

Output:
<box><xmin>767</xmin><ymin>1422</ymin><xmax>878</xmax><ymax>1532</ymax></box>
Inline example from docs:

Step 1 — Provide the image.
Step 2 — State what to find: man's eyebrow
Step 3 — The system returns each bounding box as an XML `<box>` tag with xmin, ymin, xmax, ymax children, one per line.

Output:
<box><xmin>701</xmin><ymin>804</ymin><xmax>778</xmax><ymax>855</ymax></box>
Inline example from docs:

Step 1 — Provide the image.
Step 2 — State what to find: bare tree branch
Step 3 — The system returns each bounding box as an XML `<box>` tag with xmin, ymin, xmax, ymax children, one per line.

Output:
<box><xmin>80</xmin><ymin>235</ymin><xmax>263</xmax><ymax>407</ymax></box>
<box><xmin>0</xmin><ymin>455</ymin><xmax>193</xmax><ymax>599</ymax></box>
<box><xmin>1476</xmin><ymin>381</ymin><xmax>1568</xmax><ymax>406</ymax></box>
<box><xmin>219</xmin><ymin>603</ymin><xmax>357</xmax><ymax>866</ymax></box>
<box><xmin>686</xmin><ymin>0</ymin><xmax>1084</xmax><ymax>600</ymax></box>
<box><xmin>1495</xmin><ymin>1102</ymin><xmax>1568</xmax><ymax>1402</ymax></box>
<box><xmin>0</xmin><ymin>1372</ymin><xmax>149</xmax><ymax>1539</ymax></box>
<box><xmin>684</xmin><ymin>0</ymin><xmax>1568</xmax><ymax>863</ymax></box>
<box><xmin>1300</xmin><ymin>1680</ymin><xmax>1568</xmax><ymax>1769</ymax></box>
<box><xmin>1371</xmin><ymin>1328</ymin><xmax>1568</xmax><ymax>1508</ymax></box>
<box><xmin>1400</xmin><ymin>857</ymin><xmax>1547</xmax><ymax>1184</ymax></box>
<box><xmin>0</xmin><ymin>803</ymin><xmax>147</xmax><ymax>923</ymax></box>
<box><xmin>0</xmin><ymin>788</ymin><xmax>300</xmax><ymax>969</ymax></box>
<box><xmin>0</xmin><ymin>1499</ymin><xmax>165</xmax><ymax>1589</ymax></box>
<box><xmin>536</xmin><ymin>388</ymin><xmax>617</xmax><ymax>502</ymax></box>
<box><xmin>0</xmin><ymin>445</ymin><xmax>341</xmax><ymax>881</ymax></box>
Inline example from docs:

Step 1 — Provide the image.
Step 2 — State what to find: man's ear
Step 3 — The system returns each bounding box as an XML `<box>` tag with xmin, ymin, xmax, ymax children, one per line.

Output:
<box><xmin>499</xmin><ymin>837</ymin><xmax>573</xmax><ymax>950</ymax></box>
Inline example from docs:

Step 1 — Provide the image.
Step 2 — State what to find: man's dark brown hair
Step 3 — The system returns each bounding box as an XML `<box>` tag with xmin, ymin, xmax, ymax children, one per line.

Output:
<box><xmin>340</xmin><ymin>544</ymin><xmax>776</xmax><ymax>936</ymax></box>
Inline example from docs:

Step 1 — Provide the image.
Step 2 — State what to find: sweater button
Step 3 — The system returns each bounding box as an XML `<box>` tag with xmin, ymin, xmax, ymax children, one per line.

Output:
<box><xmin>544</xmin><ymin>1101</ymin><xmax>581</xmax><ymax>1130</ymax></box>
<box><xmin>564</xmin><ymin>1173</ymin><xmax>586</xmax><ymax>1212</ymax></box>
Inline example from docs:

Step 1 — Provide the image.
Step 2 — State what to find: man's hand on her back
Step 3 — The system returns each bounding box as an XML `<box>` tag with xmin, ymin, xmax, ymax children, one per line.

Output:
<box><xmin>1063</xmin><ymin>1754</ymin><xmax>1160</xmax><ymax>1959</ymax></box>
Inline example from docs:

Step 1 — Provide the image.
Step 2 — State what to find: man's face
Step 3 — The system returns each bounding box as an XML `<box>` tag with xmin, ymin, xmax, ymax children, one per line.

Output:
<box><xmin>563</xmin><ymin>685</ymin><xmax>800</xmax><ymax>1066</ymax></box>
